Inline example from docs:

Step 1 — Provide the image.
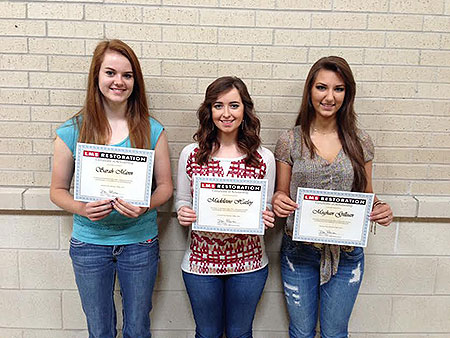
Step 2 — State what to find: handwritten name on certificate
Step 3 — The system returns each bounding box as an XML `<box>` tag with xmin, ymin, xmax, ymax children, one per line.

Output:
<box><xmin>192</xmin><ymin>176</ymin><xmax>268</xmax><ymax>235</ymax></box>
<box><xmin>74</xmin><ymin>143</ymin><xmax>154</xmax><ymax>207</ymax></box>
<box><xmin>293</xmin><ymin>188</ymin><xmax>374</xmax><ymax>247</ymax></box>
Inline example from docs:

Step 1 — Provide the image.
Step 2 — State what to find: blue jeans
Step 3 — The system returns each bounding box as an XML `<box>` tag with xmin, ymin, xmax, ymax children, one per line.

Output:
<box><xmin>69</xmin><ymin>237</ymin><xmax>159</xmax><ymax>338</ymax></box>
<box><xmin>182</xmin><ymin>266</ymin><xmax>268</xmax><ymax>338</ymax></box>
<box><xmin>281</xmin><ymin>235</ymin><xmax>364</xmax><ymax>338</ymax></box>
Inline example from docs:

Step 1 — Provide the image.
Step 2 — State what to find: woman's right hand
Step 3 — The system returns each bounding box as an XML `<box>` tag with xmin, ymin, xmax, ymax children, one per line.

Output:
<box><xmin>272</xmin><ymin>191</ymin><xmax>298</xmax><ymax>218</ymax></box>
<box><xmin>84</xmin><ymin>199</ymin><xmax>113</xmax><ymax>221</ymax></box>
<box><xmin>177</xmin><ymin>206</ymin><xmax>197</xmax><ymax>227</ymax></box>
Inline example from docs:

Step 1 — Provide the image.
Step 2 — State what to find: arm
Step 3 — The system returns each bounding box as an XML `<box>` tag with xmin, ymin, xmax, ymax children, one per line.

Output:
<box><xmin>365</xmin><ymin>161</ymin><xmax>393</xmax><ymax>226</ymax></box>
<box><xmin>149</xmin><ymin>131</ymin><xmax>173</xmax><ymax>209</ymax></box>
<box><xmin>272</xmin><ymin>161</ymin><xmax>298</xmax><ymax>218</ymax></box>
<box><xmin>261</xmin><ymin>148</ymin><xmax>276</xmax><ymax>228</ymax></box>
<box><xmin>50</xmin><ymin>136</ymin><xmax>113</xmax><ymax>221</ymax></box>
<box><xmin>264</xmin><ymin>149</ymin><xmax>276</xmax><ymax>210</ymax></box>
<box><xmin>175</xmin><ymin>144</ymin><xmax>197</xmax><ymax>227</ymax></box>
<box><xmin>113</xmin><ymin>131</ymin><xmax>173</xmax><ymax>217</ymax></box>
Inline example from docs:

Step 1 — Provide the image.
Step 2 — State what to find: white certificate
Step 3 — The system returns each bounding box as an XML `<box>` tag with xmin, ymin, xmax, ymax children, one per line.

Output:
<box><xmin>293</xmin><ymin>188</ymin><xmax>374</xmax><ymax>247</ymax></box>
<box><xmin>192</xmin><ymin>176</ymin><xmax>268</xmax><ymax>235</ymax></box>
<box><xmin>74</xmin><ymin>143</ymin><xmax>154</xmax><ymax>207</ymax></box>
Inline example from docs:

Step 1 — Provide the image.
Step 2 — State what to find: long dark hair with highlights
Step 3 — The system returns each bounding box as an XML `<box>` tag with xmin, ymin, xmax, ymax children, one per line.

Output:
<box><xmin>75</xmin><ymin>39</ymin><xmax>150</xmax><ymax>148</ymax></box>
<box><xmin>295</xmin><ymin>56</ymin><xmax>367</xmax><ymax>192</ymax></box>
<box><xmin>194</xmin><ymin>76</ymin><xmax>261</xmax><ymax>167</ymax></box>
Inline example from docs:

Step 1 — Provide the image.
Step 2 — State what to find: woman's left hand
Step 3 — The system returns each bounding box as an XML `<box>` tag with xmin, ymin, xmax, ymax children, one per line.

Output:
<box><xmin>262</xmin><ymin>209</ymin><xmax>276</xmax><ymax>229</ymax></box>
<box><xmin>370</xmin><ymin>201</ymin><xmax>393</xmax><ymax>226</ymax></box>
<box><xmin>112</xmin><ymin>198</ymin><xmax>148</xmax><ymax>218</ymax></box>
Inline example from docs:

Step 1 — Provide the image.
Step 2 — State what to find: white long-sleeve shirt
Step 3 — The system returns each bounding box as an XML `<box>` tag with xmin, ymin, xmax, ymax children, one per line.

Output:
<box><xmin>176</xmin><ymin>143</ymin><xmax>275</xmax><ymax>275</ymax></box>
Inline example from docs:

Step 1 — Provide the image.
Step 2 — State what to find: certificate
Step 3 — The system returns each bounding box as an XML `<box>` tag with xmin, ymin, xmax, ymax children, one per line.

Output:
<box><xmin>293</xmin><ymin>188</ymin><xmax>374</xmax><ymax>247</ymax></box>
<box><xmin>74</xmin><ymin>143</ymin><xmax>154</xmax><ymax>207</ymax></box>
<box><xmin>192</xmin><ymin>176</ymin><xmax>268</xmax><ymax>235</ymax></box>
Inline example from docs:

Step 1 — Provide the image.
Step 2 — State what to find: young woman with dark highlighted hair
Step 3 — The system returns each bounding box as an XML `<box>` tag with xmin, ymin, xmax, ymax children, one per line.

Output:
<box><xmin>50</xmin><ymin>39</ymin><xmax>173</xmax><ymax>338</ymax></box>
<box><xmin>272</xmin><ymin>56</ymin><xmax>393</xmax><ymax>338</ymax></box>
<box><xmin>176</xmin><ymin>76</ymin><xmax>275</xmax><ymax>338</ymax></box>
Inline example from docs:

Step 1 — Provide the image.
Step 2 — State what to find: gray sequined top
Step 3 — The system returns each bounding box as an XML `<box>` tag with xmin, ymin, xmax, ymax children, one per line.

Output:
<box><xmin>274</xmin><ymin>126</ymin><xmax>375</xmax><ymax>284</ymax></box>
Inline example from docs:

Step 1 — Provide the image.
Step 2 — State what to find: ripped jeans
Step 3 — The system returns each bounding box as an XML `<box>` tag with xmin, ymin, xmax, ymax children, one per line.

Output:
<box><xmin>280</xmin><ymin>234</ymin><xmax>364</xmax><ymax>338</ymax></box>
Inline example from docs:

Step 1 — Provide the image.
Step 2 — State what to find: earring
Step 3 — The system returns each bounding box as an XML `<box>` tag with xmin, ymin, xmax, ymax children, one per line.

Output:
<box><xmin>241</xmin><ymin>119</ymin><xmax>247</xmax><ymax>130</ymax></box>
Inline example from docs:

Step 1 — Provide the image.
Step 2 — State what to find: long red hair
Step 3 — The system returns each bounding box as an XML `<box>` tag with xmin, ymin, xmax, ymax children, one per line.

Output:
<box><xmin>75</xmin><ymin>39</ymin><xmax>150</xmax><ymax>148</ymax></box>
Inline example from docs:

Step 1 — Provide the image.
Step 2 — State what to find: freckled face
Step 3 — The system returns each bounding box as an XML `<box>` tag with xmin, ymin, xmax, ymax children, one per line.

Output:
<box><xmin>98</xmin><ymin>51</ymin><xmax>134</xmax><ymax>107</ymax></box>
<box><xmin>211</xmin><ymin>88</ymin><xmax>244</xmax><ymax>139</ymax></box>
<box><xmin>311</xmin><ymin>69</ymin><xmax>345</xmax><ymax>120</ymax></box>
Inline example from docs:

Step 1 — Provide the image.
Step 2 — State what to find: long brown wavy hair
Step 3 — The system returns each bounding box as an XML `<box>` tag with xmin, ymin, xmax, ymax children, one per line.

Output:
<box><xmin>194</xmin><ymin>76</ymin><xmax>261</xmax><ymax>167</ymax></box>
<box><xmin>295</xmin><ymin>56</ymin><xmax>367</xmax><ymax>192</ymax></box>
<box><xmin>75</xmin><ymin>39</ymin><xmax>150</xmax><ymax>148</ymax></box>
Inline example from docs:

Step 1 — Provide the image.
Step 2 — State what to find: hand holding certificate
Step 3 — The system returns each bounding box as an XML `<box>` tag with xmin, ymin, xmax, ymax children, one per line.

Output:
<box><xmin>74</xmin><ymin>143</ymin><xmax>154</xmax><ymax>207</ymax></box>
<box><xmin>192</xmin><ymin>176</ymin><xmax>268</xmax><ymax>235</ymax></box>
<box><xmin>293</xmin><ymin>188</ymin><xmax>374</xmax><ymax>247</ymax></box>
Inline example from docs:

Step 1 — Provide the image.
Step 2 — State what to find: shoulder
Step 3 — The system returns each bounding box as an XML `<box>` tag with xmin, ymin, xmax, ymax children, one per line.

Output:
<box><xmin>279</xmin><ymin>125</ymin><xmax>299</xmax><ymax>139</ymax></box>
<box><xmin>182</xmin><ymin>143</ymin><xmax>198</xmax><ymax>154</ymax></box>
<box><xmin>150</xmin><ymin>117</ymin><xmax>164</xmax><ymax>134</ymax></box>
<box><xmin>258</xmin><ymin>146</ymin><xmax>275</xmax><ymax>162</ymax></box>
<box><xmin>276</xmin><ymin>126</ymin><xmax>301</xmax><ymax>146</ymax></box>
<box><xmin>57</xmin><ymin>116</ymin><xmax>79</xmax><ymax>133</ymax></box>
<box><xmin>357</xmin><ymin>128</ymin><xmax>375</xmax><ymax>161</ymax></box>
<box><xmin>258</xmin><ymin>147</ymin><xmax>275</xmax><ymax>174</ymax></box>
<box><xmin>149</xmin><ymin>117</ymin><xmax>165</xmax><ymax>149</ymax></box>
<box><xmin>56</xmin><ymin>116</ymin><xmax>80</xmax><ymax>154</ymax></box>
<box><xmin>180</xmin><ymin>143</ymin><xmax>198</xmax><ymax>157</ymax></box>
<box><xmin>180</xmin><ymin>143</ymin><xmax>199</xmax><ymax>175</ymax></box>
<box><xmin>275</xmin><ymin>126</ymin><xmax>301</xmax><ymax>164</ymax></box>
<box><xmin>357</xmin><ymin>129</ymin><xmax>371</xmax><ymax>141</ymax></box>
<box><xmin>150</xmin><ymin>117</ymin><xmax>163</xmax><ymax>129</ymax></box>
<box><xmin>357</xmin><ymin>128</ymin><xmax>374</xmax><ymax>149</ymax></box>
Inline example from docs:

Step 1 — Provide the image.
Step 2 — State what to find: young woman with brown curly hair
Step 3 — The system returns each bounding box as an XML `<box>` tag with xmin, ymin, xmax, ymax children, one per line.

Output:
<box><xmin>176</xmin><ymin>76</ymin><xmax>275</xmax><ymax>338</ymax></box>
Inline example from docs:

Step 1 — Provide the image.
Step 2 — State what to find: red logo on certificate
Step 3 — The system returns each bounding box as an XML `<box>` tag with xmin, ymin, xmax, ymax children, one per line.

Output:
<box><xmin>83</xmin><ymin>151</ymin><xmax>99</xmax><ymax>157</ymax></box>
<box><xmin>304</xmin><ymin>194</ymin><xmax>319</xmax><ymax>201</ymax></box>
<box><xmin>201</xmin><ymin>182</ymin><xmax>216</xmax><ymax>189</ymax></box>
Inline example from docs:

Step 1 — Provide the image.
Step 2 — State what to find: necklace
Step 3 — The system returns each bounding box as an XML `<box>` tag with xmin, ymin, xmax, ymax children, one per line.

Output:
<box><xmin>312</xmin><ymin>127</ymin><xmax>337</xmax><ymax>135</ymax></box>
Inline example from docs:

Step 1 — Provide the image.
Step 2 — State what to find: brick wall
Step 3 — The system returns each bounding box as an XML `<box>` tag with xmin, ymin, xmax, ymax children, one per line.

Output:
<box><xmin>0</xmin><ymin>1</ymin><xmax>449</xmax><ymax>337</ymax></box>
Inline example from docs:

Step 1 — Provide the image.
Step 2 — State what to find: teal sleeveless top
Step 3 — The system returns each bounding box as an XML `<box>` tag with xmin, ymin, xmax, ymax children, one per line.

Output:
<box><xmin>56</xmin><ymin>116</ymin><xmax>164</xmax><ymax>245</ymax></box>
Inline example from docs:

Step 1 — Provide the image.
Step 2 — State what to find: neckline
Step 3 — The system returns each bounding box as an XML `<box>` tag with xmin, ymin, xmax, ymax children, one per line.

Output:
<box><xmin>315</xmin><ymin>147</ymin><xmax>343</xmax><ymax>165</ymax></box>
<box><xmin>211</xmin><ymin>154</ymin><xmax>246</xmax><ymax>161</ymax></box>
<box><xmin>107</xmin><ymin>135</ymin><xmax>129</xmax><ymax>147</ymax></box>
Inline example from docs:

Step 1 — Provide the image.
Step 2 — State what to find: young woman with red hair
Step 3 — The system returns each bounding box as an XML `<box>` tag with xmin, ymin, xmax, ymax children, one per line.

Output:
<box><xmin>50</xmin><ymin>40</ymin><xmax>173</xmax><ymax>338</ymax></box>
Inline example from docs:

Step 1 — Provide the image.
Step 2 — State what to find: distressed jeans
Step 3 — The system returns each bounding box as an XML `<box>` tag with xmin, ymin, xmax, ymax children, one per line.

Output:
<box><xmin>69</xmin><ymin>237</ymin><xmax>159</xmax><ymax>338</ymax></box>
<box><xmin>280</xmin><ymin>234</ymin><xmax>364</xmax><ymax>338</ymax></box>
<box><xmin>182</xmin><ymin>266</ymin><xmax>268</xmax><ymax>338</ymax></box>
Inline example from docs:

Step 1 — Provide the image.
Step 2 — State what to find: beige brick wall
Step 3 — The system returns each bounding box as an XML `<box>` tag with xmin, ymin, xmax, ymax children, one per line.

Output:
<box><xmin>1</xmin><ymin>1</ymin><xmax>449</xmax><ymax>337</ymax></box>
